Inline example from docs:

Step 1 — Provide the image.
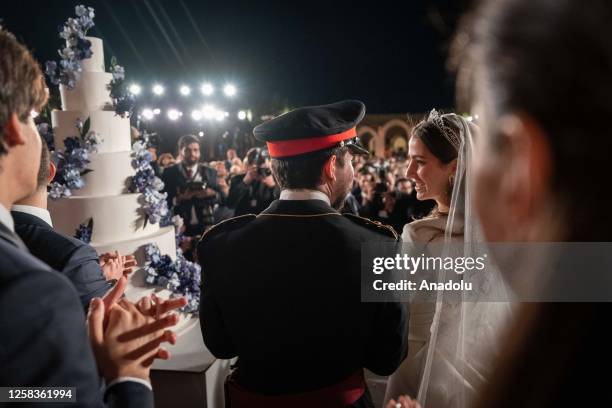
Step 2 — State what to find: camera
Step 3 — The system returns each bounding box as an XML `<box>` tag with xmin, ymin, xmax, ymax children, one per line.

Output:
<box><xmin>185</xmin><ymin>181</ymin><xmax>207</xmax><ymax>192</ymax></box>
<box><xmin>258</xmin><ymin>167</ymin><xmax>272</xmax><ymax>177</ymax></box>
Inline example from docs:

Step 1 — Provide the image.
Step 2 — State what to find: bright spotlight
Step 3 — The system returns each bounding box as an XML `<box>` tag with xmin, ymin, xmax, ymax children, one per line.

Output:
<box><xmin>141</xmin><ymin>108</ymin><xmax>154</xmax><ymax>120</ymax></box>
<box><xmin>152</xmin><ymin>84</ymin><xmax>165</xmax><ymax>96</ymax></box>
<box><xmin>198</xmin><ymin>131</ymin><xmax>204</xmax><ymax>137</ymax></box>
<box><xmin>202</xmin><ymin>104</ymin><xmax>216</xmax><ymax>120</ymax></box>
<box><xmin>153</xmin><ymin>108</ymin><xmax>161</xmax><ymax>115</ymax></box>
<box><xmin>214</xmin><ymin>110</ymin><xmax>225</xmax><ymax>121</ymax></box>
<box><xmin>201</xmin><ymin>83</ymin><xmax>214</xmax><ymax>96</ymax></box>
<box><xmin>129</xmin><ymin>83</ymin><xmax>142</xmax><ymax>95</ymax></box>
<box><xmin>191</xmin><ymin>109</ymin><xmax>203</xmax><ymax>121</ymax></box>
<box><xmin>237</xmin><ymin>110</ymin><xmax>247</xmax><ymax>120</ymax></box>
<box><xmin>179</xmin><ymin>85</ymin><xmax>191</xmax><ymax>96</ymax></box>
<box><xmin>223</xmin><ymin>84</ymin><xmax>237</xmax><ymax>97</ymax></box>
<box><xmin>167</xmin><ymin>109</ymin><xmax>181</xmax><ymax>121</ymax></box>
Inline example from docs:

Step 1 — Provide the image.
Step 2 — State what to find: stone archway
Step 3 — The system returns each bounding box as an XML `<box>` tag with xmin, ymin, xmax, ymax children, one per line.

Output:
<box><xmin>380</xmin><ymin>119</ymin><xmax>411</xmax><ymax>157</ymax></box>
<box><xmin>357</xmin><ymin>126</ymin><xmax>377</xmax><ymax>154</ymax></box>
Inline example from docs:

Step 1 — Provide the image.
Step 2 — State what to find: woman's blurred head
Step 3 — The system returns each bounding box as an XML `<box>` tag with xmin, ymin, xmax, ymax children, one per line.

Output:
<box><xmin>406</xmin><ymin>113</ymin><xmax>459</xmax><ymax>212</ymax></box>
<box><xmin>456</xmin><ymin>0</ymin><xmax>612</xmax><ymax>241</ymax></box>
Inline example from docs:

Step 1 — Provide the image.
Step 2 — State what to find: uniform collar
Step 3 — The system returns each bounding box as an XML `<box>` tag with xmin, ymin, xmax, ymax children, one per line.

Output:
<box><xmin>12</xmin><ymin>205</ymin><xmax>53</xmax><ymax>228</ymax></box>
<box><xmin>279</xmin><ymin>189</ymin><xmax>331</xmax><ymax>206</ymax></box>
<box><xmin>261</xmin><ymin>198</ymin><xmax>339</xmax><ymax>216</ymax></box>
<box><xmin>0</xmin><ymin>203</ymin><xmax>15</xmax><ymax>233</ymax></box>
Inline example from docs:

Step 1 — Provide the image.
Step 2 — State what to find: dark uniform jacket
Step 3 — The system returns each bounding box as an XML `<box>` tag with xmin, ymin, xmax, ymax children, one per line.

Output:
<box><xmin>162</xmin><ymin>163</ymin><xmax>224</xmax><ymax>234</ymax></box>
<box><xmin>0</xmin><ymin>222</ymin><xmax>153</xmax><ymax>407</ymax></box>
<box><xmin>197</xmin><ymin>199</ymin><xmax>407</xmax><ymax>403</ymax></box>
<box><xmin>12</xmin><ymin>210</ymin><xmax>111</xmax><ymax>311</ymax></box>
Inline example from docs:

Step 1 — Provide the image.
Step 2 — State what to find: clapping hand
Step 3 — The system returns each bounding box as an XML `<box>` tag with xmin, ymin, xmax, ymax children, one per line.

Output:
<box><xmin>87</xmin><ymin>296</ymin><xmax>178</xmax><ymax>382</ymax></box>
<box><xmin>386</xmin><ymin>395</ymin><xmax>421</xmax><ymax>408</ymax></box>
<box><xmin>89</xmin><ymin>279</ymin><xmax>188</xmax><ymax>382</ymax></box>
<box><xmin>100</xmin><ymin>251</ymin><xmax>137</xmax><ymax>280</ymax></box>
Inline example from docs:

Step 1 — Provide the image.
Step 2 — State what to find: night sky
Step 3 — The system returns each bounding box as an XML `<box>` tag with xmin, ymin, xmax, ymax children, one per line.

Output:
<box><xmin>2</xmin><ymin>0</ymin><xmax>470</xmax><ymax>115</ymax></box>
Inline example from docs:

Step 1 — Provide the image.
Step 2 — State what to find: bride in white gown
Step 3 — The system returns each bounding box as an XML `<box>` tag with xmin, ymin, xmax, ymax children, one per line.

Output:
<box><xmin>385</xmin><ymin>110</ymin><xmax>510</xmax><ymax>408</ymax></box>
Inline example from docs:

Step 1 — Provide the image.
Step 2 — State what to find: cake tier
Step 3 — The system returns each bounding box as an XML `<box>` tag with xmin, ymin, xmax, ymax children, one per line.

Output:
<box><xmin>70</xmin><ymin>151</ymin><xmax>133</xmax><ymax>197</ymax></box>
<box><xmin>51</xmin><ymin>110</ymin><xmax>131</xmax><ymax>153</ymax></box>
<box><xmin>48</xmin><ymin>193</ymin><xmax>160</xmax><ymax>246</ymax></box>
<box><xmin>79</xmin><ymin>37</ymin><xmax>105</xmax><ymax>73</ymax></box>
<box><xmin>60</xmin><ymin>71</ymin><xmax>112</xmax><ymax>111</ymax></box>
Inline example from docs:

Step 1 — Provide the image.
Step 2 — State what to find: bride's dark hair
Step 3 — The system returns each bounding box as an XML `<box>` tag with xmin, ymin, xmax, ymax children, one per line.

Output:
<box><xmin>411</xmin><ymin>115</ymin><xmax>459</xmax><ymax>165</ymax></box>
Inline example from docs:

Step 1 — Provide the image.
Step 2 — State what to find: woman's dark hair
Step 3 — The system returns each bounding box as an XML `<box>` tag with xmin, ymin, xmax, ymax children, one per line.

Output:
<box><xmin>411</xmin><ymin>116</ymin><xmax>459</xmax><ymax>164</ymax></box>
<box><xmin>453</xmin><ymin>1</ymin><xmax>612</xmax><ymax>407</ymax></box>
<box><xmin>271</xmin><ymin>146</ymin><xmax>348</xmax><ymax>190</ymax></box>
<box><xmin>455</xmin><ymin>0</ymin><xmax>612</xmax><ymax>241</ymax></box>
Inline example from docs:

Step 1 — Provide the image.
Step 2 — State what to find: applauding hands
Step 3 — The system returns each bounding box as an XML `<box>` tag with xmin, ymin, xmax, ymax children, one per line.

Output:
<box><xmin>87</xmin><ymin>276</ymin><xmax>187</xmax><ymax>383</ymax></box>
<box><xmin>99</xmin><ymin>250</ymin><xmax>137</xmax><ymax>280</ymax></box>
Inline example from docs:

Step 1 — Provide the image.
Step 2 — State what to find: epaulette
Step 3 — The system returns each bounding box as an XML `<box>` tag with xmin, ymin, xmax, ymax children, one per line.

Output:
<box><xmin>343</xmin><ymin>213</ymin><xmax>399</xmax><ymax>240</ymax></box>
<box><xmin>198</xmin><ymin>214</ymin><xmax>257</xmax><ymax>247</ymax></box>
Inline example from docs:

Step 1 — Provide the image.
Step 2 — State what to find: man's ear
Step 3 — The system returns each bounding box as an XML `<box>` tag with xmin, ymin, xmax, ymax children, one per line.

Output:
<box><xmin>3</xmin><ymin>113</ymin><xmax>27</xmax><ymax>147</ymax></box>
<box><xmin>48</xmin><ymin>161</ymin><xmax>57</xmax><ymax>184</ymax></box>
<box><xmin>498</xmin><ymin>113</ymin><xmax>552</xmax><ymax>221</ymax></box>
<box><xmin>322</xmin><ymin>154</ymin><xmax>337</xmax><ymax>183</ymax></box>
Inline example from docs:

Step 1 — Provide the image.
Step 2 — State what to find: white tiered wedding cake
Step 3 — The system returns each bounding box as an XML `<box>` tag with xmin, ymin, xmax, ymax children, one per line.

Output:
<box><xmin>48</xmin><ymin>32</ymin><xmax>227</xmax><ymax>406</ymax></box>
<box><xmin>48</xmin><ymin>37</ymin><xmax>176</xmax><ymax>290</ymax></box>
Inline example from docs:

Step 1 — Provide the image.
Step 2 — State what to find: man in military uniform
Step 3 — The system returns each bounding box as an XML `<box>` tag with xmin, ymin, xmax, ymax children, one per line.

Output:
<box><xmin>197</xmin><ymin>100</ymin><xmax>407</xmax><ymax>407</ymax></box>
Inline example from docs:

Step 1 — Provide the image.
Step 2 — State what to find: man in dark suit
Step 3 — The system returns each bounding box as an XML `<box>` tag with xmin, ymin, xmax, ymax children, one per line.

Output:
<box><xmin>226</xmin><ymin>147</ymin><xmax>280</xmax><ymax>216</ymax></box>
<box><xmin>0</xmin><ymin>28</ymin><xmax>177</xmax><ymax>407</ymax></box>
<box><xmin>198</xmin><ymin>101</ymin><xmax>407</xmax><ymax>407</ymax></box>
<box><xmin>11</xmin><ymin>143</ymin><xmax>135</xmax><ymax>310</ymax></box>
<box><xmin>162</xmin><ymin>134</ymin><xmax>225</xmax><ymax>236</ymax></box>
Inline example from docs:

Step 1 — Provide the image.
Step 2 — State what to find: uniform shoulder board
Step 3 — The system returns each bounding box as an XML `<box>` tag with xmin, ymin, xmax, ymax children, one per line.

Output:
<box><xmin>343</xmin><ymin>213</ymin><xmax>399</xmax><ymax>240</ymax></box>
<box><xmin>198</xmin><ymin>214</ymin><xmax>256</xmax><ymax>246</ymax></box>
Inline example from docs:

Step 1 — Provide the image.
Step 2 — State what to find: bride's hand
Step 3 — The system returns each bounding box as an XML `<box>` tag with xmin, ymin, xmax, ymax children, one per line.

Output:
<box><xmin>386</xmin><ymin>395</ymin><xmax>421</xmax><ymax>408</ymax></box>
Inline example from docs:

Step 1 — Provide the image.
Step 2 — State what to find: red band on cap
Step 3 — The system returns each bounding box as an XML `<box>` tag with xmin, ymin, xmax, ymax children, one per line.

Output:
<box><xmin>266</xmin><ymin>128</ymin><xmax>357</xmax><ymax>158</ymax></box>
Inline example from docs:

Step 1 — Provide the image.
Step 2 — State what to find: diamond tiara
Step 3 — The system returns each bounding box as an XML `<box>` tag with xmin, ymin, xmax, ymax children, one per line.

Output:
<box><xmin>427</xmin><ymin>109</ymin><xmax>461</xmax><ymax>150</ymax></box>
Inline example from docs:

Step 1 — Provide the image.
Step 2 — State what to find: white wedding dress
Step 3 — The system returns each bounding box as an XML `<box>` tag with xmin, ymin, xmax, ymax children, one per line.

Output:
<box><xmin>384</xmin><ymin>112</ymin><xmax>513</xmax><ymax>408</ymax></box>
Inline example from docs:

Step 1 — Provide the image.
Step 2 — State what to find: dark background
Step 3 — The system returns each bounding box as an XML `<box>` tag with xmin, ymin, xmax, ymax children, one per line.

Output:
<box><xmin>1</xmin><ymin>0</ymin><xmax>472</xmax><ymax>155</ymax></box>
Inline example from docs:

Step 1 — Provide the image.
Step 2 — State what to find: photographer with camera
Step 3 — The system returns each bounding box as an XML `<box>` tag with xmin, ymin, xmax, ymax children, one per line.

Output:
<box><xmin>162</xmin><ymin>135</ymin><xmax>226</xmax><ymax>251</ymax></box>
<box><xmin>227</xmin><ymin>147</ymin><xmax>279</xmax><ymax>216</ymax></box>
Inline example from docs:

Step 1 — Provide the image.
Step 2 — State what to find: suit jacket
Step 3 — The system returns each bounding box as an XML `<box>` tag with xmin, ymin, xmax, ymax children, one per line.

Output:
<box><xmin>197</xmin><ymin>199</ymin><xmax>407</xmax><ymax>400</ymax></box>
<box><xmin>0</xmin><ymin>221</ymin><xmax>153</xmax><ymax>407</ymax></box>
<box><xmin>161</xmin><ymin>162</ymin><xmax>223</xmax><ymax>209</ymax></box>
<box><xmin>226</xmin><ymin>173</ymin><xmax>279</xmax><ymax>216</ymax></box>
<box><xmin>12</xmin><ymin>210</ymin><xmax>111</xmax><ymax>310</ymax></box>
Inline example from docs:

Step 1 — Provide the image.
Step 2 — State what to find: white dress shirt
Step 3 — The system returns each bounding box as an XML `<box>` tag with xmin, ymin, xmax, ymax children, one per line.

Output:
<box><xmin>0</xmin><ymin>203</ymin><xmax>15</xmax><ymax>232</ymax></box>
<box><xmin>279</xmin><ymin>189</ymin><xmax>331</xmax><ymax>206</ymax></box>
<box><xmin>11</xmin><ymin>204</ymin><xmax>53</xmax><ymax>227</ymax></box>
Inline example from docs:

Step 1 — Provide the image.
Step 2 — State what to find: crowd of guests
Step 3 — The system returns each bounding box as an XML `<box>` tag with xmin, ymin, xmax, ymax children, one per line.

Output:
<box><xmin>152</xmin><ymin>137</ymin><xmax>436</xmax><ymax>253</ymax></box>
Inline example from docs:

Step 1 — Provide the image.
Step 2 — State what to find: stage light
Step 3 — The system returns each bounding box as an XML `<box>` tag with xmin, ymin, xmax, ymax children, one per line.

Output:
<box><xmin>223</xmin><ymin>84</ymin><xmax>237</xmax><ymax>97</ymax></box>
<box><xmin>191</xmin><ymin>109</ymin><xmax>203</xmax><ymax>121</ymax></box>
<box><xmin>214</xmin><ymin>110</ymin><xmax>225</xmax><ymax>121</ymax></box>
<box><xmin>201</xmin><ymin>83</ymin><xmax>214</xmax><ymax>96</ymax></box>
<box><xmin>129</xmin><ymin>83</ymin><xmax>142</xmax><ymax>95</ymax></box>
<box><xmin>152</xmin><ymin>84</ymin><xmax>165</xmax><ymax>96</ymax></box>
<box><xmin>153</xmin><ymin>108</ymin><xmax>161</xmax><ymax>115</ymax></box>
<box><xmin>198</xmin><ymin>131</ymin><xmax>204</xmax><ymax>137</ymax></box>
<box><xmin>167</xmin><ymin>109</ymin><xmax>181</xmax><ymax>121</ymax></box>
<box><xmin>237</xmin><ymin>110</ymin><xmax>247</xmax><ymax>120</ymax></box>
<box><xmin>179</xmin><ymin>85</ymin><xmax>191</xmax><ymax>96</ymax></box>
<box><xmin>202</xmin><ymin>104</ymin><xmax>216</xmax><ymax>120</ymax></box>
<box><xmin>141</xmin><ymin>108</ymin><xmax>154</xmax><ymax>120</ymax></box>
